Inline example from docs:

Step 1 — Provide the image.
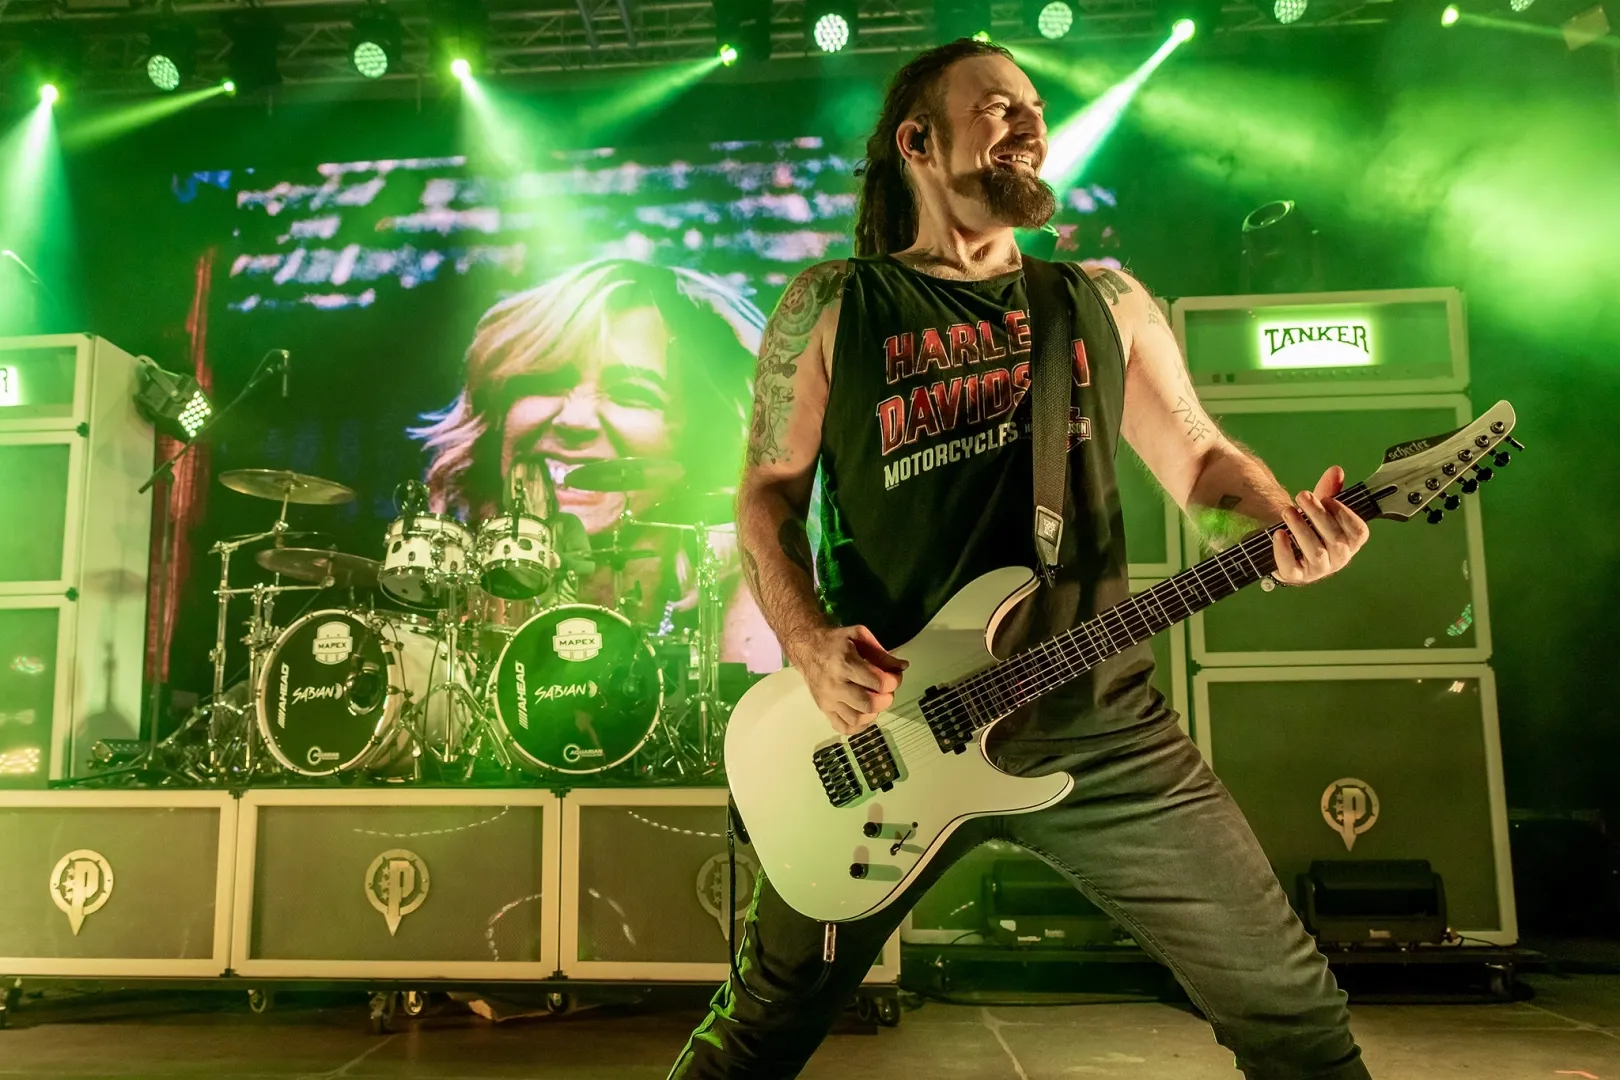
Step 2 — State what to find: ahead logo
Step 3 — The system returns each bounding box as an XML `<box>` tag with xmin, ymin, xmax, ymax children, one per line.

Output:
<box><xmin>1321</xmin><ymin>778</ymin><xmax>1380</xmax><ymax>851</ymax></box>
<box><xmin>696</xmin><ymin>851</ymin><xmax>758</xmax><ymax>940</ymax></box>
<box><xmin>1258</xmin><ymin>320</ymin><xmax>1373</xmax><ymax>370</ymax></box>
<box><xmin>50</xmin><ymin>849</ymin><xmax>113</xmax><ymax>935</ymax></box>
<box><xmin>366</xmin><ymin>848</ymin><xmax>430</xmax><ymax>935</ymax></box>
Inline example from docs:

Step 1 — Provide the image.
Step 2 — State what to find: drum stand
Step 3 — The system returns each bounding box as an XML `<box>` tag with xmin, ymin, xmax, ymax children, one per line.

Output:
<box><xmin>401</xmin><ymin>575</ymin><xmax>515</xmax><ymax>782</ymax></box>
<box><xmin>689</xmin><ymin>519</ymin><xmax>728</xmax><ymax>772</ymax></box>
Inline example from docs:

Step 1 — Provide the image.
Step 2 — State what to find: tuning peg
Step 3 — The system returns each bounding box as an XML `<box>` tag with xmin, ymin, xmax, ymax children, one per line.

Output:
<box><xmin>1443</xmin><ymin>494</ymin><xmax>1461</xmax><ymax>511</ymax></box>
<box><xmin>1493</xmin><ymin>451</ymin><xmax>1511</xmax><ymax>468</ymax></box>
<box><xmin>1426</xmin><ymin>508</ymin><xmax>1445</xmax><ymax>525</ymax></box>
<box><xmin>1460</xmin><ymin>477</ymin><xmax>1479</xmax><ymax>495</ymax></box>
<box><xmin>1473</xmin><ymin>465</ymin><xmax>1493</xmax><ymax>483</ymax></box>
<box><xmin>1507</xmin><ymin>436</ymin><xmax>1526</xmax><ymax>451</ymax></box>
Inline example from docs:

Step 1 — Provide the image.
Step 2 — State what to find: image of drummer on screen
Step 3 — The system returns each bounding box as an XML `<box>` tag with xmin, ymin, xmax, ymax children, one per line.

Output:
<box><xmin>410</xmin><ymin>258</ymin><xmax>782</xmax><ymax>671</ymax></box>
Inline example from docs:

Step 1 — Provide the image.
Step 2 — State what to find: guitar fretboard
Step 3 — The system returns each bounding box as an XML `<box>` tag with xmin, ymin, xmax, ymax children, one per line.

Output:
<box><xmin>952</xmin><ymin>483</ymin><xmax>1380</xmax><ymax>725</ymax></box>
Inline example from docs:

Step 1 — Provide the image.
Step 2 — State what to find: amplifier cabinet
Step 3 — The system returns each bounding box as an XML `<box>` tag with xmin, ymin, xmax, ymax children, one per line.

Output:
<box><xmin>1188</xmin><ymin>395</ymin><xmax>1491</xmax><ymax>667</ymax></box>
<box><xmin>0</xmin><ymin>791</ymin><xmax>235</xmax><ymax>976</ymax></box>
<box><xmin>1194</xmin><ymin>665</ymin><xmax>1515</xmax><ymax>944</ymax></box>
<box><xmin>0</xmin><ymin>334</ymin><xmax>153</xmax><ymax>781</ymax></box>
<box><xmin>1172</xmin><ymin>288</ymin><xmax>1467</xmax><ymax>399</ymax></box>
<box><xmin>231</xmin><ymin>789</ymin><xmax>561</xmax><ymax>979</ymax></box>
<box><xmin>560</xmin><ymin>788</ymin><xmax>900</xmax><ymax>983</ymax></box>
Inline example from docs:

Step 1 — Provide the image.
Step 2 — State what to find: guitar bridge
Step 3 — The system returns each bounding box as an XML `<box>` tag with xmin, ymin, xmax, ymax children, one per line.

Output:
<box><xmin>813</xmin><ymin>743</ymin><xmax>861</xmax><ymax>807</ymax></box>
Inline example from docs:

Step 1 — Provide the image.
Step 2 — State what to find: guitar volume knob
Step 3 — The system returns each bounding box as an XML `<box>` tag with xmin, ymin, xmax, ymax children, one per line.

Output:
<box><xmin>863</xmin><ymin>821</ymin><xmax>881</xmax><ymax>837</ymax></box>
<box><xmin>849</xmin><ymin>863</ymin><xmax>869</xmax><ymax>879</ymax></box>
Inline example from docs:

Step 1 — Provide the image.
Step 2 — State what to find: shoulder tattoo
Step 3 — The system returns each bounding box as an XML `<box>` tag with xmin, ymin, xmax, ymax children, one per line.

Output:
<box><xmin>747</xmin><ymin>261</ymin><xmax>848</xmax><ymax>467</ymax></box>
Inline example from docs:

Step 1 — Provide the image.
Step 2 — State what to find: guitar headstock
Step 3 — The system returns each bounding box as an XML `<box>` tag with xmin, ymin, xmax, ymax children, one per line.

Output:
<box><xmin>1365</xmin><ymin>400</ymin><xmax>1519</xmax><ymax>523</ymax></box>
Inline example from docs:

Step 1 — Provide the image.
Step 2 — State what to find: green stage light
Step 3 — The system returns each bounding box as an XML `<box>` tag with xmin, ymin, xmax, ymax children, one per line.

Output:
<box><xmin>1171</xmin><ymin>17</ymin><xmax>1196</xmax><ymax>38</ymax></box>
<box><xmin>354</xmin><ymin>41</ymin><xmax>389</xmax><ymax>77</ymax></box>
<box><xmin>222</xmin><ymin>78</ymin><xmax>237</xmax><ymax>94</ymax></box>
<box><xmin>450</xmin><ymin>56</ymin><xmax>472</xmax><ymax>79</ymax></box>
<box><xmin>813</xmin><ymin>12</ymin><xmax>851</xmax><ymax>51</ymax></box>
<box><xmin>1037</xmin><ymin>0</ymin><xmax>1074</xmax><ymax>37</ymax></box>
<box><xmin>1274</xmin><ymin>0</ymin><xmax>1307</xmax><ymax>22</ymax></box>
<box><xmin>1508</xmin><ymin>0</ymin><xmax>1533</xmax><ymax>8</ymax></box>
<box><xmin>1441</xmin><ymin>4</ymin><xmax>1460</xmax><ymax>24</ymax></box>
<box><xmin>39</xmin><ymin>84</ymin><xmax>59</xmax><ymax>105</ymax></box>
<box><xmin>147</xmin><ymin>54</ymin><xmax>182</xmax><ymax>91</ymax></box>
<box><xmin>972</xmin><ymin>28</ymin><xmax>992</xmax><ymax>40</ymax></box>
<box><xmin>719</xmin><ymin>42</ymin><xmax>739</xmax><ymax>64</ymax></box>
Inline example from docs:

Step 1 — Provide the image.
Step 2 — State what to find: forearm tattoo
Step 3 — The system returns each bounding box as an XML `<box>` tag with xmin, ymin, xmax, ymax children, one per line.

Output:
<box><xmin>778</xmin><ymin>517</ymin><xmax>814</xmax><ymax>580</ymax></box>
<box><xmin>747</xmin><ymin>262</ymin><xmax>848</xmax><ymax>466</ymax></box>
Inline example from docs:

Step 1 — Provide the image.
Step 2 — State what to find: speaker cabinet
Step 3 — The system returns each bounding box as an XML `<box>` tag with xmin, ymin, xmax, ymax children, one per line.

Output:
<box><xmin>0</xmin><ymin>791</ymin><xmax>235</xmax><ymax>975</ymax></box>
<box><xmin>1189</xmin><ymin>395</ymin><xmax>1491</xmax><ymax>666</ymax></box>
<box><xmin>1194</xmin><ymin>665</ymin><xmax>1515</xmax><ymax>943</ymax></box>
<box><xmin>1120</xmin><ymin>446</ymin><xmax>1182</xmax><ymax>578</ymax></box>
<box><xmin>0</xmin><ymin>335</ymin><xmax>152</xmax><ymax>781</ymax></box>
<box><xmin>231</xmin><ymin>790</ymin><xmax>561</xmax><ymax>978</ymax></box>
<box><xmin>560</xmin><ymin>788</ymin><xmax>900</xmax><ymax>982</ymax></box>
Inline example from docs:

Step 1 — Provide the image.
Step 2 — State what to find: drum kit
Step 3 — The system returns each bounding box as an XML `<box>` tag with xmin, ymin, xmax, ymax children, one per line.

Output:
<box><xmin>174</xmin><ymin>459</ymin><xmax>740</xmax><ymax>786</ymax></box>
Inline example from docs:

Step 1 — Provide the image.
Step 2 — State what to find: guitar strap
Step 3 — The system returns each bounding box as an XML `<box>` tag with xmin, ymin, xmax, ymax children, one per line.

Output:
<box><xmin>1022</xmin><ymin>255</ymin><xmax>1072</xmax><ymax>588</ymax></box>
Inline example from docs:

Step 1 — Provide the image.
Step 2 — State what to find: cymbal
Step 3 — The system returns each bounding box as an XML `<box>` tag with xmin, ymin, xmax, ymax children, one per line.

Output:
<box><xmin>563</xmin><ymin>457</ymin><xmax>685</xmax><ymax>493</ymax></box>
<box><xmin>591</xmin><ymin>546</ymin><xmax>658</xmax><ymax>569</ymax></box>
<box><xmin>220</xmin><ymin>469</ymin><xmax>355</xmax><ymax>506</ymax></box>
<box><xmin>640</xmin><ymin>489</ymin><xmax>736</xmax><ymax>527</ymax></box>
<box><xmin>225</xmin><ymin>529</ymin><xmax>334</xmax><ymax>550</ymax></box>
<box><xmin>257</xmin><ymin>547</ymin><xmax>380</xmax><ymax>587</ymax></box>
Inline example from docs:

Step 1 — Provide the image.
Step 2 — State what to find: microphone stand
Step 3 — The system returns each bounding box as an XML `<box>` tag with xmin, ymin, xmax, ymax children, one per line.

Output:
<box><xmin>63</xmin><ymin>349</ymin><xmax>289</xmax><ymax>787</ymax></box>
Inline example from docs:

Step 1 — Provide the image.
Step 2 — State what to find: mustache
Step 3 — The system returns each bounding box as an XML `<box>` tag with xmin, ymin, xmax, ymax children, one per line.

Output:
<box><xmin>990</xmin><ymin>138</ymin><xmax>1044</xmax><ymax>160</ymax></box>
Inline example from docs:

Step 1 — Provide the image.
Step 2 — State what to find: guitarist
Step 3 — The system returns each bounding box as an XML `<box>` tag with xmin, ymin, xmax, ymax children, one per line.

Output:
<box><xmin>672</xmin><ymin>39</ymin><xmax>1373</xmax><ymax>1080</ymax></box>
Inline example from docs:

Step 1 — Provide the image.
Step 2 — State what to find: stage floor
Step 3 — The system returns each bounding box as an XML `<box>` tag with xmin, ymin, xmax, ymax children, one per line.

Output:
<box><xmin>1</xmin><ymin>974</ymin><xmax>1618</xmax><ymax>1079</ymax></box>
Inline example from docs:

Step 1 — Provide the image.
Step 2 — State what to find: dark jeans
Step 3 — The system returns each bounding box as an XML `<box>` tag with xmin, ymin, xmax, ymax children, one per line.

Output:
<box><xmin>669</xmin><ymin>722</ymin><xmax>1370</xmax><ymax>1080</ymax></box>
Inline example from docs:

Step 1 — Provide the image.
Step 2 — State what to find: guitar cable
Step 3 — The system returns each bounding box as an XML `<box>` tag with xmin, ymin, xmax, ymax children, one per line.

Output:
<box><xmin>727</xmin><ymin>795</ymin><xmax>837</xmax><ymax>1007</ymax></box>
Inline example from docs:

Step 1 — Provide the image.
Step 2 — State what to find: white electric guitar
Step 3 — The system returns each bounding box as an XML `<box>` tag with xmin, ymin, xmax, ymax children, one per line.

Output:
<box><xmin>725</xmin><ymin>401</ymin><xmax>1520</xmax><ymax>923</ymax></box>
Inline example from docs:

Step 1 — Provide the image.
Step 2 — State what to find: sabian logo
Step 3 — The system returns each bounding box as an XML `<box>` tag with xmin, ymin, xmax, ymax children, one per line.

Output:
<box><xmin>552</xmin><ymin>618</ymin><xmax>604</xmax><ymax>663</ymax></box>
<box><xmin>50</xmin><ymin>849</ymin><xmax>114</xmax><ymax>936</ymax></box>
<box><xmin>535</xmin><ymin>682</ymin><xmax>598</xmax><ymax>702</ymax></box>
<box><xmin>289</xmin><ymin>682</ymin><xmax>346</xmax><ymax>706</ymax></box>
<box><xmin>366</xmin><ymin>848</ymin><xmax>430</xmax><ymax>936</ymax></box>
<box><xmin>1321</xmin><ymin>778</ymin><xmax>1380</xmax><ymax>851</ymax></box>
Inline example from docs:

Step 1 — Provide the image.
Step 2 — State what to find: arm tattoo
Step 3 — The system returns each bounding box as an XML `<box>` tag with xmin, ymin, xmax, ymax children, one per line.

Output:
<box><xmin>1172</xmin><ymin>395</ymin><xmax>1212</xmax><ymax>442</ymax></box>
<box><xmin>740</xmin><ymin>545</ymin><xmax>763</xmax><ymax>599</ymax></box>
<box><xmin>778</xmin><ymin>517</ymin><xmax>814</xmax><ymax>579</ymax></box>
<box><xmin>1217</xmin><ymin>494</ymin><xmax>1242</xmax><ymax>511</ymax></box>
<box><xmin>747</xmin><ymin>262</ymin><xmax>848</xmax><ymax>467</ymax></box>
<box><xmin>1091</xmin><ymin>267</ymin><xmax>1134</xmax><ymax>306</ymax></box>
<box><xmin>1145</xmin><ymin>301</ymin><xmax>1166</xmax><ymax>327</ymax></box>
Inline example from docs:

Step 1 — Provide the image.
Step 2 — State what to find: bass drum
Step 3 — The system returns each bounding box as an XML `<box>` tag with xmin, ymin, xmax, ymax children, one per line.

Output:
<box><xmin>489</xmin><ymin>605</ymin><xmax>662</xmax><ymax>774</ymax></box>
<box><xmin>257</xmin><ymin>609</ymin><xmax>467</xmax><ymax>777</ymax></box>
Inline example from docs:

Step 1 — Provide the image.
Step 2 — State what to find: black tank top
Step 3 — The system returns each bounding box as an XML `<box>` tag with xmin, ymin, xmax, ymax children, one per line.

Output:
<box><xmin>815</xmin><ymin>255</ymin><xmax>1173</xmax><ymax>768</ymax></box>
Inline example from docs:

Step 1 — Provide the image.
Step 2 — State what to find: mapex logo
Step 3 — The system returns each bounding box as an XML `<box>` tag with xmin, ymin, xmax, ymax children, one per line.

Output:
<box><xmin>312</xmin><ymin>621</ymin><xmax>354</xmax><ymax>665</ymax></box>
<box><xmin>535</xmin><ymin>682</ymin><xmax>597</xmax><ymax>702</ymax></box>
<box><xmin>1321</xmin><ymin>777</ymin><xmax>1380</xmax><ymax>851</ymax></box>
<box><xmin>306</xmin><ymin>745</ymin><xmax>342</xmax><ymax>767</ymax></box>
<box><xmin>1259</xmin><ymin>320</ymin><xmax>1372</xmax><ymax>369</ymax></box>
<box><xmin>696</xmin><ymin>851</ymin><xmax>758</xmax><ymax>940</ymax></box>
<box><xmin>552</xmin><ymin>618</ymin><xmax>603</xmax><ymax>662</ymax></box>
<box><xmin>365</xmin><ymin>848</ymin><xmax>430</xmax><ymax>936</ymax></box>
<box><xmin>50</xmin><ymin>849</ymin><xmax>113</xmax><ymax>936</ymax></box>
<box><xmin>561</xmin><ymin>744</ymin><xmax>606</xmax><ymax>764</ymax></box>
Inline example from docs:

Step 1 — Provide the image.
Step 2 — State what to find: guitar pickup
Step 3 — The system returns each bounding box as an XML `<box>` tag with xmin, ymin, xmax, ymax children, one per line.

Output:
<box><xmin>920</xmin><ymin>687</ymin><xmax>975</xmax><ymax>753</ymax></box>
<box><xmin>848</xmin><ymin>726</ymin><xmax>899</xmax><ymax>792</ymax></box>
<box><xmin>813</xmin><ymin>743</ymin><xmax>861</xmax><ymax>807</ymax></box>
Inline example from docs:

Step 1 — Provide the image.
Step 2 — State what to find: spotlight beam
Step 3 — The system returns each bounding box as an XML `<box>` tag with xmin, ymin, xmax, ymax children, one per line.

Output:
<box><xmin>1028</xmin><ymin>28</ymin><xmax>1193</xmax><ymax>193</ymax></box>
<box><xmin>59</xmin><ymin>83</ymin><xmax>233</xmax><ymax>151</ymax></box>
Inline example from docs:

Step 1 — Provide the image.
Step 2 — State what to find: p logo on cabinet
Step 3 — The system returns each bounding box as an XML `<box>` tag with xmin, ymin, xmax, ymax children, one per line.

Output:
<box><xmin>1321</xmin><ymin>778</ymin><xmax>1380</xmax><ymax>852</ymax></box>
<box><xmin>365</xmin><ymin>849</ymin><xmax>430</xmax><ymax>936</ymax></box>
<box><xmin>50</xmin><ymin>849</ymin><xmax>114</xmax><ymax>935</ymax></box>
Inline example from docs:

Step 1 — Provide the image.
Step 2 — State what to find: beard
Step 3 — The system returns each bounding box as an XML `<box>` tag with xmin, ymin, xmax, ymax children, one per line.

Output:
<box><xmin>951</xmin><ymin>164</ymin><xmax>1057</xmax><ymax>229</ymax></box>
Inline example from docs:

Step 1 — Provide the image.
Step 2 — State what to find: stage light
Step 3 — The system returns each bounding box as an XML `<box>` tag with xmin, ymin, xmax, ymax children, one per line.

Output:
<box><xmin>224</xmin><ymin>11</ymin><xmax>282</xmax><ymax>92</ymax></box>
<box><xmin>450</xmin><ymin>56</ymin><xmax>472</xmax><ymax>79</ymax></box>
<box><xmin>714</xmin><ymin>0</ymin><xmax>771</xmax><ymax>64</ymax></box>
<box><xmin>1509</xmin><ymin>0</ymin><xmax>1533</xmax><ymax>9</ymax></box>
<box><xmin>973</xmin><ymin>29</ymin><xmax>992</xmax><ymax>40</ymax></box>
<box><xmin>1441</xmin><ymin>4</ymin><xmax>1460</xmax><ymax>24</ymax></box>
<box><xmin>351</xmin><ymin>4</ymin><xmax>402</xmax><ymax>79</ymax></box>
<box><xmin>813</xmin><ymin>14</ymin><xmax>850</xmax><ymax>50</ymax></box>
<box><xmin>936</xmin><ymin>0</ymin><xmax>993</xmax><ymax>42</ymax></box>
<box><xmin>222</xmin><ymin>78</ymin><xmax>237</xmax><ymax>94</ymax></box>
<box><xmin>39</xmin><ymin>83</ymin><xmax>59</xmax><ymax>105</ymax></box>
<box><xmin>1172</xmin><ymin>16</ymin><xmax>1196</xmax><ymax>38</ymax></box>
<box><xmin>134</xmin><ymin>359</ymin><xmax>212</xmax><ymax>442</ymax></box>
<box><xmin>1035</xmin><ymin>0</ymin><xmax>1075</xmax><ymax>38</ymax></box>
<box><xmin>1274</xmin><ymin>0</ymin><xmax>1308</xmax><ymax>22</ymax></box>
<box><xmin>145</xmin><ymin>22</ymin><xmax>196</xmax><ymax>92</ymax></box>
